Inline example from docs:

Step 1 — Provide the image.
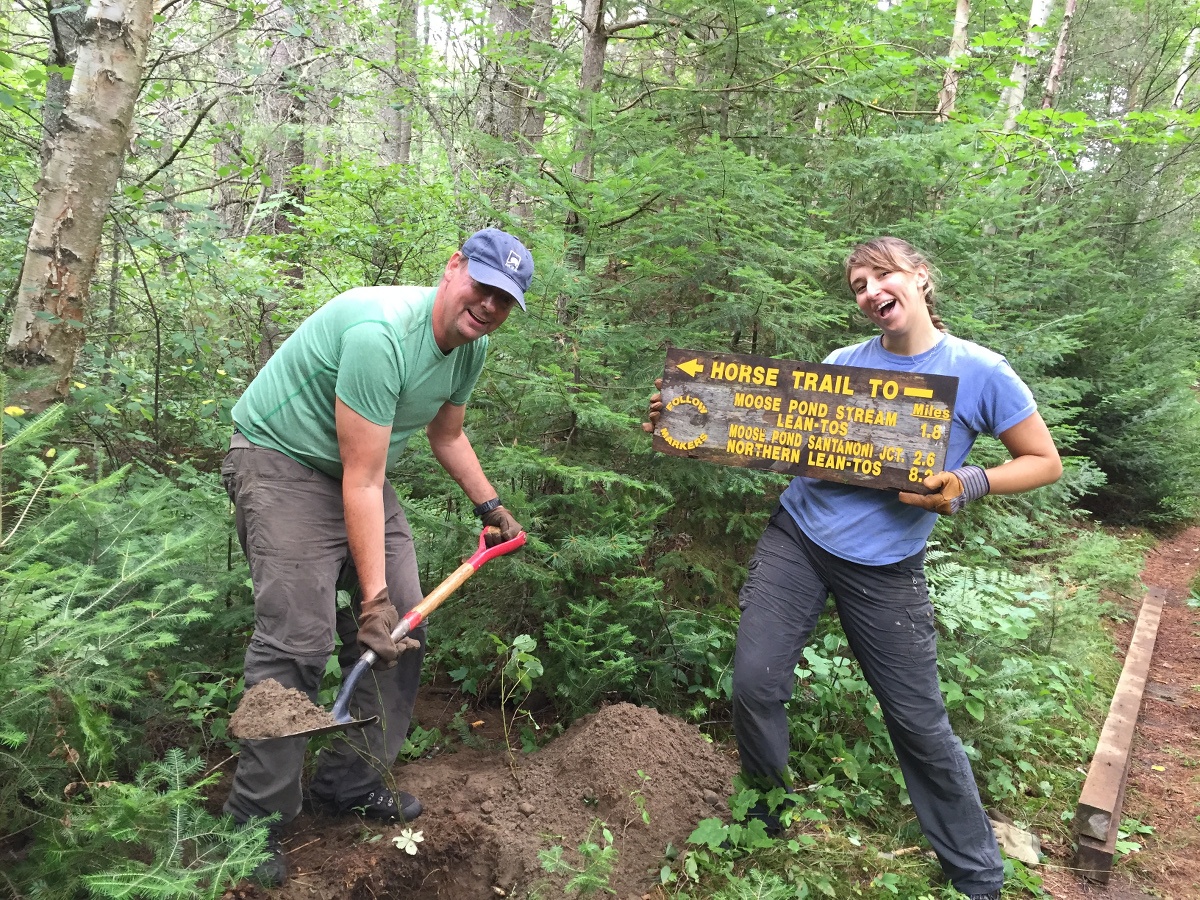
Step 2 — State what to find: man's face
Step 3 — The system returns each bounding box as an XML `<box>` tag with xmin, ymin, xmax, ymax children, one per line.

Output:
<box><xmin>433</xmin><ymin>252</ymin><xmax>518</xmax><ymax>352</ymax></box>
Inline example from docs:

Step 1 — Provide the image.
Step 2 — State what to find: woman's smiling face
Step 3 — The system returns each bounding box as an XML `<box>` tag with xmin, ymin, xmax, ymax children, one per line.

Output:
<box><xmin>848</xmin><ymin>263</ymin><xmax>930</xmax><ymax>337</ymax></box>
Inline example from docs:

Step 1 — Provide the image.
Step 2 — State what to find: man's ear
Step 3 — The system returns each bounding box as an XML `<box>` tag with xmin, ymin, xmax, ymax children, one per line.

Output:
<box><xmin>443</xmin><ymin>250</ymin><xmax>466</xmax><ymax>280</ymax></box>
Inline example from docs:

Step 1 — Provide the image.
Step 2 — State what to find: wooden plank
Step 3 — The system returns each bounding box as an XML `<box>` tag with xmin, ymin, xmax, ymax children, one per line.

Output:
<box><xmin>653</xmin><ymin>348</ymin><xmax>960</xmax><ymax>492</ymax></box>
<box><xmin>1073</xmin><ymin>587</ymin><xmax>1166</xmax><ymax>844</ymax></box>
<box><xmin>1075</xmin><ymin>763</ymin><xmax>1129</xmax><ymax>883</ymax></box>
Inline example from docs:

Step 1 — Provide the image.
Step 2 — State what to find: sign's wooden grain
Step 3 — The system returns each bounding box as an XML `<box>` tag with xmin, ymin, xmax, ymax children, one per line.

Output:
<box><xmin>652</xmin><ymin>348</ymin><xmax>959</xmax><ymax>492</ymax></box>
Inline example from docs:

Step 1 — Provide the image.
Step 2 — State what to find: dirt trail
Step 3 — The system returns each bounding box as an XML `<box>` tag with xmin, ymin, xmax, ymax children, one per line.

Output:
<box><xmin>1041</xmin><ymin>525</ymin><xmax>1200</xmax><ymax>900</ymax></box>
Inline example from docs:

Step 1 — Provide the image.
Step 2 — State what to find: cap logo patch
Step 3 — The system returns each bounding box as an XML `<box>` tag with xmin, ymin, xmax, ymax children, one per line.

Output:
<box><xmin>505</xmin><ymin>250</ymin><xmax>522</xmax><ymax>272</ymax></box>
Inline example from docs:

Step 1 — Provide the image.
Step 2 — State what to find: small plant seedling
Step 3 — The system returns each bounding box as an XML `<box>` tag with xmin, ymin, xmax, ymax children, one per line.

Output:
<box><xmin>629</xmin><ymin>770</ymin><xmax>650</xmax><ymax>825</ymax></box>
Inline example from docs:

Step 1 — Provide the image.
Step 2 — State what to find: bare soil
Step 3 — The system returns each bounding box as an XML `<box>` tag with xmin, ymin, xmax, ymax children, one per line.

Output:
<box><xmin>230</xmin><ymin>679</ymin><xmax>339</xmax><ymax>739</ymax></box>
<box><xmin>1040</xmin><ymin>525</ymin><xmax>1200</xmax><ymax>900</ymax></box>
<box><xmin>221</xmin><ymin>700</ymin><xmax>736</xmax><ymax>900</ymax></box>
<box><xmin>218</xmin><ymin>527</ymin><xmax>1200</xmax><ymax>900</ymax></box>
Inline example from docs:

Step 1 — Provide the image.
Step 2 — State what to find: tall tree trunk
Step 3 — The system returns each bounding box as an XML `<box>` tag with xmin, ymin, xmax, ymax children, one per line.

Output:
<box><xmin>524</xmin><ymin>0</ymin><xmax>551</xmax><ymax>148</ymax></box>
<box><xmin>561</xmin><ymin>0</ymin><xmax>610</xmax><ymax>321</ymax></box>
<box><xmin>573</xmin><ymin>0</ymin><xmax>610</xmax><ymax>187</ymax></box>
<box><xmin>1000</xmin><ymin>0</ymin><xmax>1055</xmax><ymax>132</ymax></box>
<box><xmin>513</xmin><ymin>0</ymin><xmax>551</xmax><ymax>223</ymax></box>
<box><xmin>937</xmin><ymin>0</ymin><xmax>970</xmax><ymax>122</ymax></box>
<box><xmin>6</xmin><ymin>0</ymin><xmax>155</xmax><ymax>410</ymax></box>
<box><xmin>258</xmin><ymin>11</ymin><xmax>308</xmax><ymax>366</ymax></box>
<box><xmin>380</xmin><ymin>0</ymin><xmax>417</xmax><ymax>165</ymax></box>
<box><xmin>40</xmin><ymin>1</ymin><xmax>87</xmax><ymax>172</ymax></box>
<box><xmin>1041</xmin><ymin>0</ymin><xmax>1078</xmax><ymax>109</ymax></box>
<box><xmin>478</xmin><ymin>0</ymin><xmax>533</xmax><ymax>141</ymax></box>
<box><xmin>1174</xmin><ymin>26</ymin><xmax>1198</xmax><ymax>108</ymax></box>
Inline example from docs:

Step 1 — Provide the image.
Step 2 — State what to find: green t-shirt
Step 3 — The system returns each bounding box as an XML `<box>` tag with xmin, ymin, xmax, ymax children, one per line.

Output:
<box><xmin>231</xmin><ymin>286</ymin><xmax>487</xmax><ymax>478</ymax></box>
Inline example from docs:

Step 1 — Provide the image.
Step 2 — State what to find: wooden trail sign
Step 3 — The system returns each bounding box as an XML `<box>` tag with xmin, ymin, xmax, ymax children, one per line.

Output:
<box><xmin>652</xmin><ymin>348</ymin><xmax>959</xmax><ymax>492</ymax></box>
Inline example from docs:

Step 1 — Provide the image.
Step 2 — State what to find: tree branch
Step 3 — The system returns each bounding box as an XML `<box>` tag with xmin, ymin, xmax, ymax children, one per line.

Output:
<box><xmin>133</xmin><ymin>96</ymin><xmax>221</xmax><ymax>189</ymax></box>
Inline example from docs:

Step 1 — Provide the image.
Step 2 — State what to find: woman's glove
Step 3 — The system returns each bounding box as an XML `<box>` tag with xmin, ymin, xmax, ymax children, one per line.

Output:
<box><xmin>898</xmin><ymin>465</ymin><xmax>990</xmax><ymax>515</ymax></box>
<box><xmin>641</xmin><ymin>378</ymin><xmax>663</xmax><ymax>433</ymax></box>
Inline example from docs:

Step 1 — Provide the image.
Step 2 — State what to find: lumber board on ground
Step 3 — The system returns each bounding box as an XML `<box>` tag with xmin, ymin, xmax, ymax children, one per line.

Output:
<box><xmin>1072</xmin><ymin>586</ymin><xmax>1166</xmax><ymax>879</ymax></box>
<box><xmin>1076</xmin><ymin>764</ymin><xmax>1129</xmax><ymax>883</ymax></box>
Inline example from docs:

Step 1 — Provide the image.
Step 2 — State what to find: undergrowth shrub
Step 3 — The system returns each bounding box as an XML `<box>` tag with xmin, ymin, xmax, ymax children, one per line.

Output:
<box><xmin>0</xmin><ymin>398</ymin><xmax>255</xmax><ymax>896</ymax></box>
<box><xmin>24</xmin><ymin>749</ymin><xmax>266</xmax><ymax>899</ymax></box>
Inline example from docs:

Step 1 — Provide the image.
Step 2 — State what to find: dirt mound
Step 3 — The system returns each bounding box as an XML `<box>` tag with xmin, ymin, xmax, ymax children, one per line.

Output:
<box><xmin>229</xmin><ymin>678</ymin><xmax>338</xmax><ymax>739</ymax></box>
<box><xmin>257</xmin><ymin>701</ymin><xmax>737</xmax><ymax>900</ymax></box>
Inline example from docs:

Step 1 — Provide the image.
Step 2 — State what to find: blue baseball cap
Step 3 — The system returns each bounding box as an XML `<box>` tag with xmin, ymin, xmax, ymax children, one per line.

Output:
<box><xmin>461</xmin><ymin>228</ymin><xmax>534</xmax><ymax>310</ymax></box>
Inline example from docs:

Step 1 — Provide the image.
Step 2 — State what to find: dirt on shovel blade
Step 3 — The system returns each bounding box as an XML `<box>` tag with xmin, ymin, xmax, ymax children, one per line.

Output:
<box><xmin>229</xmin><ymin>678</ymin><xmax>339</xmax><ymax>739</ymax></box>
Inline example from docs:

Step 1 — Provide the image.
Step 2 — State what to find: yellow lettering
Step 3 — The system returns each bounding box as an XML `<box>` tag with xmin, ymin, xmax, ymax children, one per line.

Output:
<box><xmin>660</xmin><ymin>427</ymin><xmax>709</xmax><ymax>451</ymax></box>
<box><xmin>665</xmin><ymin>395</ymin><xmax>708</xmax><ymax>414</ymax></box>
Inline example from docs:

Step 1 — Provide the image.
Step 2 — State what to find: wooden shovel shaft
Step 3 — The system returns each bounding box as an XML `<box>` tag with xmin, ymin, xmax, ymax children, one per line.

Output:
<box><xmin>392</xmin><ymin>560</ymin><xmax>476</xmax><ymax>640</ymax></box>
<box><xmin>331</xmin><ymin>530</ymin><xmax>526</xmax><ymax>723</ymax></box>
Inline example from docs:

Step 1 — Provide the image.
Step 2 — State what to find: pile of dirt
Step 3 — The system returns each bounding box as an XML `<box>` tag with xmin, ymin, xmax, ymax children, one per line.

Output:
<box><xmin>228</xmin><ymin>679</ymin><xmax>338</xmax><ymax>739</ymax></box>
<box><xmin>255</xmin><ymin>701</ymin><xmax>738</xmax><ymax>900</ymax></box>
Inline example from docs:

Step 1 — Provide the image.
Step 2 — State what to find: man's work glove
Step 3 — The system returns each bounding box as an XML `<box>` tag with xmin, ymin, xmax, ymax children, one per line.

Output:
<box><xmin>641</xmin><ymin>378</ymin><xmax>664</xmax><ymax>433</ymax></box>
<box><xmin>478</xmin><ymin>501</ymin><xmax>522</xmax><ymax>546</ymax></box>
<box><xmin>359</xmin><ymin>588</ymin><xmax>401</xmax><ymax>670</ymax></box>
<box><xmin>898</xmin><ymin>465</ymin><xmax>990</xmax><ymax>516</ymax></box>
<box><xmin>394</xmin><ymin>636</ymin><xmax>421</xmax><ymax>656</ymax></box>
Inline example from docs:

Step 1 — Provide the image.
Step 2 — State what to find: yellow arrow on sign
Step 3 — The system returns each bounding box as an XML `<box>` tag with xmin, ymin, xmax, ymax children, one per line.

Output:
<box><xmin>677</xmin><ymin>358</ymin><xmax>705</xmax><ymax>378</ymax></box>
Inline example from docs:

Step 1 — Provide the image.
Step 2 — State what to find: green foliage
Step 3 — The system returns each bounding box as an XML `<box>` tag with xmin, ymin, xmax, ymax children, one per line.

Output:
<box><xmin>537</xmin><ymin>820</ymin><xmax>618</xmax><ymax>897</ymax></box>
<box><xmin>544</xmin><ymin>597</ymin><xmax>639</xmax><ymax>717</ymax></box>
<box><xmin>29</xmin><ymin>749</ymin><xmax>266</xmax><ymax>899</ymax></box>
<box><xmin>0</xmin><ymin>389</ymin><xmax>250</xmax><ymax>895</ymax></box>
<box><xmin>1054</xmin><ymin>528</ymin><xmax>1147</xmax><ymax>597</ymax></box>
<box><xmin>1115</xmin><ymin>817</ymin><xmax>1155</xmax><ymax>859</ymax></box>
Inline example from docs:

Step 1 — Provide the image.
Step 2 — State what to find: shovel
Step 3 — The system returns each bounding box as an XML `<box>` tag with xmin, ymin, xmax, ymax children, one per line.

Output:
<box><xmin>245</xmin><ymin>528</ymin><xmax>526</xmax><ymax>741</ymax></box>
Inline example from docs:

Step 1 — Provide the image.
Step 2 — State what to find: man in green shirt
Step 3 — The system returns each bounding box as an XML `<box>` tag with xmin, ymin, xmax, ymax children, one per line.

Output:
<box><xmin>221</xmin><ymin>228</ymin><xmax>531</xmax><ymax>886</ymax></box>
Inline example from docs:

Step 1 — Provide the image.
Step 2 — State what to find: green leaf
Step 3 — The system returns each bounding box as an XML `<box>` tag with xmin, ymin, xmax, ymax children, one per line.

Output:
<box><xmin>686</xmin><ymin>817</ymin><xmax>728</xmax><ymax>850</ymax></box>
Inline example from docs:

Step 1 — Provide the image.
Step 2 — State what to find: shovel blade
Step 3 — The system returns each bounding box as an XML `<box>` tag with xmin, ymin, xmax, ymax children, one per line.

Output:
<box><xmin>241</xmin><ymin>714</ymin><xmax>380</xmax><ymax>741</ymax></box>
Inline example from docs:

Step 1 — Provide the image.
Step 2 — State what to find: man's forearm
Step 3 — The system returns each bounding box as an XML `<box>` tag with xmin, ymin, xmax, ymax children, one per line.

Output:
<box><xmin>343</xmin><ymin>483</ymin><xmax>388</xmax><ymax>600</ymax></box>
<box><xmin>429</xmin><ymin>430</ymin><xmax>497</xmax><ymax>506</ymax></box>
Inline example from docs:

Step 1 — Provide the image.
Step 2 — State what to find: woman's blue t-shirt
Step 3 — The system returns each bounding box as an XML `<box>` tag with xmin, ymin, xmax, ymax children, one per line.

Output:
<box><xmin>779</xmin><ymin>333</ymin><xmax>1037</xmax><ymax>566</ymax></box>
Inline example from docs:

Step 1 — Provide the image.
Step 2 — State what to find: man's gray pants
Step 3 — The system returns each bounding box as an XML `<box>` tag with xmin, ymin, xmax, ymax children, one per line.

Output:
<box><xmin>221</xmin><ymin>436</ymin><xmax>426</xmax><ymax>826</ymax></box>
<box><xmin>731</xmin><ymin>507</ymin><xmax>1003</xmax><ymax>896</ymax></box>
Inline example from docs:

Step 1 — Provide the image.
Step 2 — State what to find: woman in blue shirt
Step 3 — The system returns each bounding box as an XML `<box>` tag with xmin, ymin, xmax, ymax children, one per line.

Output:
<box><xmin>648</xmin><ymin>237</ymin><xmax>1061</xmax><ymax>900</ymax></box>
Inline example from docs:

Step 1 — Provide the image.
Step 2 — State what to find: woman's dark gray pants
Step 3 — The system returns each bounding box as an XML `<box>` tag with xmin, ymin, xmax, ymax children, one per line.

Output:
<box><xmin>731</xmin><ymin>507</ymin><xmax>1003</xmax><ymax>897</ymax></box>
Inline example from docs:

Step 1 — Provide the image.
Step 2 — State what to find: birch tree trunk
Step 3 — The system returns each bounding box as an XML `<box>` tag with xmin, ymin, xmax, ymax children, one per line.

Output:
<box><xmin>1041</xmin><ymin>0</ymin><xmax>1078</xmax><ymax>109</ymax></box>
<box><xmin>1000</xmin><ymin>0</ymin><xmax>1054</xmax><ymax>132</ymax></box>
<box><xmin>1174</xmin><ymin>26</ymin><xmax>1198</xmax><ymax>108</ymax></box>
<box><xmin>6</xmin><ymin>0</ymin><xmax>154</xmax><ymax>410</ymax></box>
<box><xmin>937</xmin><ymin>0</ymin><xmax>970</xmax><ymax>122</ymax></box>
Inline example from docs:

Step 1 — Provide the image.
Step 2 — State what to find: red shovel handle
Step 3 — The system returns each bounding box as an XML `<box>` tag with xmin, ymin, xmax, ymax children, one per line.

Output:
<box><xmin>332</xmin><ymin>530</ymin><xmax>526</xmax><ymax>724</ymax></box>
<box><xmin>468</xmin><ymin>528</ymin><xmax>527</xmax><ymax>568</ymax></box>
<box><xmin>394</xmin><ymin>529</ymin><xmax>526</xmax><ymax>636</ymax></box>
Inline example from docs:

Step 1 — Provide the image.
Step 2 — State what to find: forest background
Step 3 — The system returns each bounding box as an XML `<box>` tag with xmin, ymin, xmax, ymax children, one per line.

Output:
<box><xmin>2</xmin><ymin>0</ymin><xmax>1200</xmax><ymax>895</ymax></box>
